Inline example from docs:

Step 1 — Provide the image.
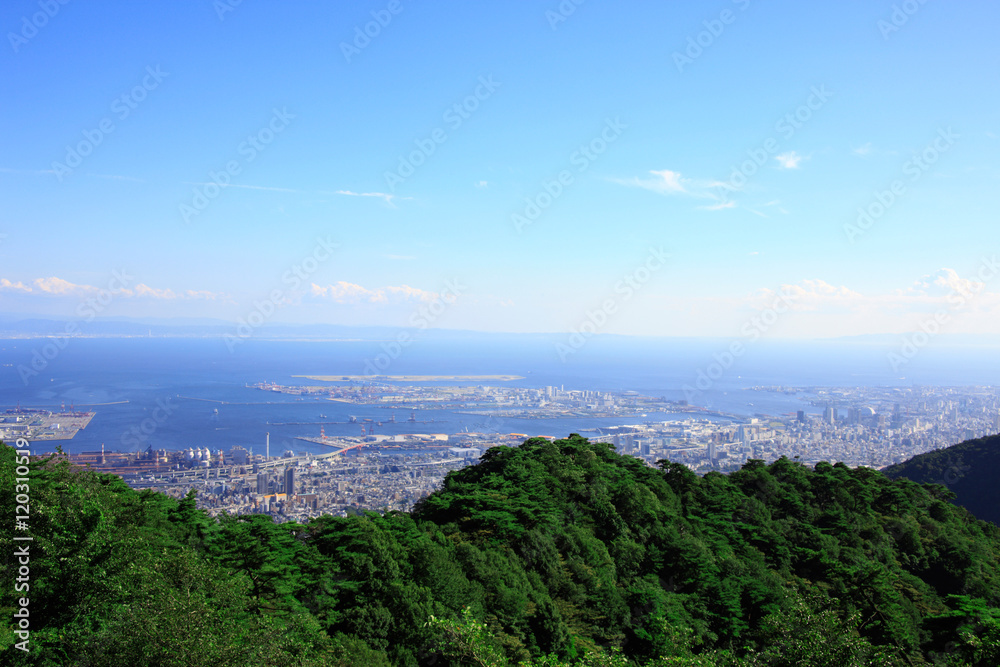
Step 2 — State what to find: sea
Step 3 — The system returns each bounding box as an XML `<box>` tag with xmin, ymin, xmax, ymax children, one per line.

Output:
<box><xmin>1</xmin><ymin>335</ymin><xmax>998</xmax><ymax>456</ymax></box>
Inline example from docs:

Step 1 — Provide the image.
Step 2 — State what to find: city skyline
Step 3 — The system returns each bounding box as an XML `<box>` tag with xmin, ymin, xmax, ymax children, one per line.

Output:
<box><xmin>2</xmin><ymin>1</ymin><xmax>999</xmax><ymax>338</ymax></box>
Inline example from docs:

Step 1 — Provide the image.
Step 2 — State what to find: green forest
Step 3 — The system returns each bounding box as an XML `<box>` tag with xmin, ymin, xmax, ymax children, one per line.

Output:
<box><xmin>3</xmin><ymin>434</ymin><xmax>1000</xmax><ymax>666</ymax></box>
<box><xmin>885</xmin><ymin>433</ymin><xmax>1000</xmax><ymax>527</ymax></box>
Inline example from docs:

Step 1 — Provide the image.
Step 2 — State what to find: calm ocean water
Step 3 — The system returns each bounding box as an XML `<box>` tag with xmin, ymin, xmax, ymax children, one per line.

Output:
<box><xmin>1</xmin><ymin>336</ymin><xmax>997</xmax><ymax>455</ymax></box>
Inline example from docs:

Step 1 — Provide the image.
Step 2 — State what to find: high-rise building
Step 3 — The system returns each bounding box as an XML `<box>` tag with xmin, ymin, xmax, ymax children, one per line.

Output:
<box><xmin>256</xmin><ymin>473</ymin><xmax>268</xmax><ymax>495</ymax></box>
<box><xmin>708</xmin><ymin>441</ymin><xmax>717</xmax><ymax>461</ymax></box>
<box><xmin>823</xmin><ymin>406</ymin><xmax>836</xmax><ymax>425</ymax></box>
<box><xmin>796</xmin><ymin>410</ymin><xmax>805</xmax><ymax>423</ymax></box>
<box><xmin>284</xmin><ymin>468</ymin><xmax>295</xmax><ymax>496</ymax></box>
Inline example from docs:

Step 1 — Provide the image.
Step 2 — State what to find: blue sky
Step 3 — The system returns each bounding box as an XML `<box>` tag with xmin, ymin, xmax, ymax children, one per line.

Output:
<box><xmin>1</xmin><ymin>0</ymin><xmax>998</xmax><ymax>338</ymax></box>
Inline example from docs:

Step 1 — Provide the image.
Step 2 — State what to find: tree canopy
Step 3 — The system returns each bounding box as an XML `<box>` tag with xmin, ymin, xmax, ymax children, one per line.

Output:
<box><xmin>4</xmin><ymin>435</ymin><xmax>1000</xmax><ymax>665</ymax></box>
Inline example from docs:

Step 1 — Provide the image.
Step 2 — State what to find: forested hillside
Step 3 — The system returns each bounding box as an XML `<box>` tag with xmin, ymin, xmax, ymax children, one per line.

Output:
<box><xmin>885</xmin><ymin>433</ymin><xmax>1000</xmax><ymax>526</ymax></box>
<box><xmin>3</xmin><ymin>435</ymin><xmax>1000</xmax><ymax>666</ymax></box>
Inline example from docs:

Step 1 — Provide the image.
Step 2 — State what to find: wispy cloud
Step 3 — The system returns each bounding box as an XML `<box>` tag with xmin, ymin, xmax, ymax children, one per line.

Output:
<box><xmin>615</xmin><ymin>169</ymin><xmax>689</xmax><ymax>194</ymax></box>
<box><xmin>612</xmin><ymin>169</ymin><xmax>730</xmax><ymax>209</ymax></box>
<box><xmin>0</xmin><ymin>167</ymin><xmax>58</xmax><ymax>176</ymax></box>
<box><xmin>699</xmin><ymin>201</ymin><xmax>736</xmax><ymax>211</ymax></box>
<box><xmin>852</xmin><ymin>143</ymin><xmax>873</xmax><ymax>156</ymax></box>
<box><xmin>89</xmin><ymin>173</ymin><xmax>145</xmax><ymax>183</ymax></box>
<box><xmin>333</xmin><ymin>189</ymin><xmax>408</xmax><ymax>206</ymax></box>
<box><xmin>775</xmin><ymin>151</ymin><xmax>804</xmax><ymax>169</ymax></box>
<box><xmin>384</xmin><ymin>254</ymin><xmax>416</xmax><ymax>260</ymax></box>
<box><xmin>762</xmin><ymin>199</ymin><xmax>789</xmax><ymax>214</ymax></box>
<box><xmin>475</xmin><ymin>180</ymin><xmax>488</xmax><ymax>188</ymax></box>
<box><xmin>184</xmin><ymin>182</ymin><xmax>300</xmax><ymax>193</ymax></box>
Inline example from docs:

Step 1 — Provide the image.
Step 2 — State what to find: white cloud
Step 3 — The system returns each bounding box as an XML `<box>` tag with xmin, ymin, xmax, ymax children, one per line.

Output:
<box><xmin>750</xmin><ymin>279</ymin><xmax>863</xmax><ymax>311</ymax></box>
<box><xmin>646</xmin><ymin>169</ymin><xmax>688</xmax><ymax>193</ymax></box>
<box><xmin>613</xmin><ymin>169</ymin><xmax>730</xmax><ymax>208</ymax></box>
<box><xmin>902</xmin><ymin>268</ymin><xmax>986</xmax><ymax>301</ymax></box>
<box><xmin>618</xmin><ymin>169</ymin><xmax>689</xmax><ymax>194</ymax></box>
<box><xmin>748</xmin><ymin>269</ymin><xmax>1000</xmax><ymax>315</ymax></box>
<box><xmin>475</xmin><ymin>180</ymin><xmax>488</xmax><ymax>188</ymax></box>
<box><xmin>132</xmin><ymin>284</ymin><xmax>177</xmax><ymax>299</ymax></box>
<box><xmin>775</xmin><ymin>151</ymin><xmax>804</xmax><ymax>169</ymax></box>
<box><xmin>179</xmin><ymin>289</ymin><xmax>225</xmax><ymax>300</ymax></box>
<box><xmin>184</xmin><ymin>181</ymin><xmax>299</xmax><ymax>193</ymax></box>
<box><xmin>699</xmin><ymin>201</ymin><xmax>736</xmax><ymax>211</ymax></box>
<box><xmin>0</xmin><ymin>279</ymin><xmax>32</xmax><ymax>293</ymax></box>
<box><xmin>308</xmin><ymin>282</ymin><xmax>439</xmax><ymax>305</ymax></box>
<box><xmin>334</xmin><ymin>189</ymin><xmax>407</xmax><ymax>205</ymax></box>
<box><xmin>0</xmin><ymin>276</ymin><xmax>227</xmax><ymax>301</ymax></box>
<box><xmin>852</xmin><ymin>143</ymin><xmax>873</xmax><ymax>156</ymax></box>
<box><xmin>33</xmin><ymin>277</ymin><xmax>95</xmax><ymax>296</ymax></box>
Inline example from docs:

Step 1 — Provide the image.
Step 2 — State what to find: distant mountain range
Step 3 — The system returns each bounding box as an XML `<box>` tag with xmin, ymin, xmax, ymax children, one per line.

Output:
<box><xmin>885</xmin><ymin>433</ymin><xmax>1000</xmax><ymax>525</ymax></box>
<box><xmin>2</xmin><ymin>313</ymin><xmax>1000</xmax><ymax>347</ymax></box>
<box><xmin>0</xmin><ymin>315</ymin><xmax>512</xmax><ymax>340</ymax></box>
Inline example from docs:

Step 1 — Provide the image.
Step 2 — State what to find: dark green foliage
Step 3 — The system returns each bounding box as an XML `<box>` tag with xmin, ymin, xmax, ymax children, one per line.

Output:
<box><xmin>4</xmin><ymin>435</ymin><xmax>1000</xmax><ymax>666</ymax></box>
<box><xmin>885</xmin><ymin>433</ymin><xmax>1000</xmax><ymax>526</ymax></box>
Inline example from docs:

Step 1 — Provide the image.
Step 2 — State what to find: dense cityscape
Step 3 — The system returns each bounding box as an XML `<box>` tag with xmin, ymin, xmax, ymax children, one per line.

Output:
<box><xmin>30</xmin><ymin>382</ymin><xmax>998</xmax><ymax>520</ymax></box>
